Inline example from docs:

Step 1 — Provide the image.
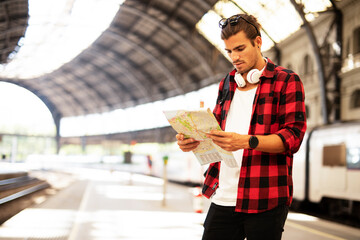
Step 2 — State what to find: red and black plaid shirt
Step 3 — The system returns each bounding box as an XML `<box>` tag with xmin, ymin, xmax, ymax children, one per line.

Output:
<box><xmin>202</xmin><ymin>58</ymin><xmax>307</xmax><ymax>213</ymax></box>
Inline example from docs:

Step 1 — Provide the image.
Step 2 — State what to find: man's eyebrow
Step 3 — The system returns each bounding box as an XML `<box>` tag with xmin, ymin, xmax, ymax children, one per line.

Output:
<box><xmin>225</xmin><ymin>44</ymin><xmax>245</xmax><ymax>51</ymax></box>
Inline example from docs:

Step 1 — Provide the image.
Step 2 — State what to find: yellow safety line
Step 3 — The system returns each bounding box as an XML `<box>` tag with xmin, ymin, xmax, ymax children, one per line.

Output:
<box><xmin>286</xmin><ymin>221</ymin><xmax>347</xmax><ymax>240</ymax></box>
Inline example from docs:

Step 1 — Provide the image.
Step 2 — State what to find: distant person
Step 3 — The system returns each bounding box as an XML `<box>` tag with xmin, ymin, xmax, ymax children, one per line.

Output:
<box><xmin>176</xmin><ymin>13</ymin><xmax>307</xmax><ymax>240</ymax></box>
<box><xmin>146</xmin><ymin>155</ymin><xmax>153</xmax><ymax>175</ymax></box>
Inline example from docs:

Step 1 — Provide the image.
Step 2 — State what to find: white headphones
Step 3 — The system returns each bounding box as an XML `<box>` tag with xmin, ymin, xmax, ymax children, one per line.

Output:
<box><xmin>234</xmin><ymin>69</ymin><xmax>262</xmax><ymax>88</ymax></box>
<box><xmin>234</xmin><ymin>59</ymin><xmax>267</xmax><ymax>88</ymax></box>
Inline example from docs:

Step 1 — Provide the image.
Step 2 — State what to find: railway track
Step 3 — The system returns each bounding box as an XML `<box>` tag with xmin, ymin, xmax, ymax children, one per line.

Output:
<box><xmin>0</xmin><ymin>171</ymin><xmax>50</xmax><ymax>225</ymax></box>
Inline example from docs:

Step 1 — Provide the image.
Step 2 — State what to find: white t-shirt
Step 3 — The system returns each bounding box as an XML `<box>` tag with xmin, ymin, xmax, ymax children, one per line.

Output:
<box><xmin>212</xmin><ymin>87</ymin><xmax>257</xmax><ymax>206</ymax></box>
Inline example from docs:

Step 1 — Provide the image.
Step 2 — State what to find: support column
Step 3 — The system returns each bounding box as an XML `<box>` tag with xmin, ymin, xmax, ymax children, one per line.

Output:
<box><xmin>54</xmin><ymin>115</ymin><xmax>61</xmax><ymax>154</ymax></box>
<box><xmin>290</xmin><ymin>0</ymin><xmax>329</xmax><ymax>125</ymax></box>
<box><xmin>330</xmin><ymin>0</ymin><xmax>343</xmax><ymax>122</ymax></box>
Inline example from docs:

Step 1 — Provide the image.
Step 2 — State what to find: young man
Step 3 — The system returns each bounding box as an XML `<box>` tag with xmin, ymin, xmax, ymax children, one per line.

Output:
<box><xmin>176</xmin><ymin>13</ymin><xmax>307</xmax><ymax>240</ymax></box>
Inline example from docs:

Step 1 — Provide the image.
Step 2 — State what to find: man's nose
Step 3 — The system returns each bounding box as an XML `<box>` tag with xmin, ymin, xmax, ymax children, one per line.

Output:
<box><xmin>231</xmin><ymin>53</ymin><xmax>240</xmax><ymax>62</ymax></box>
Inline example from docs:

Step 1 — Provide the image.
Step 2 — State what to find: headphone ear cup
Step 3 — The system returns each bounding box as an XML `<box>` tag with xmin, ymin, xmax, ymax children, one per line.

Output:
<box><xmin>247</xmin><ymin>69</ymin><xmax>261</xmax><ymax>84</ymax></box>
<box><xmin>234</xmin><ymin>73</ymin><xmax>246</xmax><ymax>87</ymax></box>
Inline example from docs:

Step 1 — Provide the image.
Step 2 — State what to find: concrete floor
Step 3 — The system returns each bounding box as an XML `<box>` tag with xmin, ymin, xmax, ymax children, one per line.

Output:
<box><xmin>0</xmin><ymin>168</ymin><xmax>359</xmax><ymax>240</ymax></box>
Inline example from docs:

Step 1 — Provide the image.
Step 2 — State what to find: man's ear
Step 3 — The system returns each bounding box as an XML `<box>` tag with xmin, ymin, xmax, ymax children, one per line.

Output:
<box><xmin>255</xmin><ymin>36</ymin><xmax>262</xmax><ymax>49</ymax></box>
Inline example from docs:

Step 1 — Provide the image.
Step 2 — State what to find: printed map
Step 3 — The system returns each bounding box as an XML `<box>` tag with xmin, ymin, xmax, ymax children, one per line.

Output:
<box><xmin>164</xmin><ymin>108</ymin><xmax>238</xmax><ymax>167</ymax></box>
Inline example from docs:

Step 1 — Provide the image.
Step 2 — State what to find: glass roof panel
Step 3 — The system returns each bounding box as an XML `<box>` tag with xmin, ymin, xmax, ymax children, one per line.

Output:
<box><xmin>196</xmin><ymin>0</ymin><xmax>332</xmax><ymax>54</ymax></box>
<box><xmin>0</xmin><ymin>0</ymin><xmax>124</xmax><ymax>79</ymax></box>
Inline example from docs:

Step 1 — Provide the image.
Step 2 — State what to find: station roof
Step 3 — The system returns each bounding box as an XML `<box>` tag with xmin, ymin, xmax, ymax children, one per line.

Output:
<box><xmin>0</xmin><ymin>0</ymin><xmax>335</xmax><ymax>123</ymax></box>
<box><xmin>0</xmin><ymin>0</ymin><xmax>231</xmax><ymax>120</ymax></box>
<box><xmin>0</xmin><ymin>0</ymin><xmax>28</xmax><ymax>63</ymax></box>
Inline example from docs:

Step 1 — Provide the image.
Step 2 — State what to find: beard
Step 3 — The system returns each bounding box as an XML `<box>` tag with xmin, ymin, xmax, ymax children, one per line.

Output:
<box><xmin>234</xmin><ymin>64</ymin><xmax>252</xmax><ymax>75</ymax></box>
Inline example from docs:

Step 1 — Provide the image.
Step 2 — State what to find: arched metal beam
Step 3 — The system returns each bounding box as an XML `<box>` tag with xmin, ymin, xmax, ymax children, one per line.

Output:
<box><xmin>105</xmin><ymin>30</ymin><xmax>184</xmax><ymax>96</ymax></box>
<box><xmin>51</xmin><ymin>45</ymin><xmax>141</xmax><ymax>116</ymax></box>
<box><xmin>82</xmin><ymin>48</ymin><xmax>146</xmax><ymax>105</ymax></box>
<box><xmin>76</xmin><ymin>59</ymin><xmax>118</xmax><ymax>109</ymax></box>
<box><xmin>60</xmin><ymin>65</ymin><xmax>112</xmax><ymax>114</ymax></box>
<box><xmin>0</xmin><ymin>79</ymin><xmax>62</xmax><ymax>152</ymax></box>
<box><xmin>120</xmin><ymin>4</ymin><xmax>215</xmax><ymax>77</ymax></box>
<box><xmin>0</xmin><ymin>80</ymin><xmax>62</xmax><ymax>121</ymax></box>
<box><xmin>111</xmin><ymin>23</ymin><xmax>197</xmax><ymax>87</ymax></box>
<box><xmin>94</xmin><ymin>43</ymin><xmax>158</xmax><ymax>102</ymax></box>
<box><xmin>43</xmin><ymin>73</ymin><xmax>90</xmax><ymax>116</ymax></box>
<box><xmin>290</xmin><ymin>0</ymin><xmax>328</xmax><ymax>125</ymax></box>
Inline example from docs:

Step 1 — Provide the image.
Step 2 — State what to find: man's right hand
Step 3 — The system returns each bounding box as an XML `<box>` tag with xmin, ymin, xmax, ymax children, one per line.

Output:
<box><xmin>176</xmin><ymin>133</ymin><xmax>200</xmax><ymax>152</ymax></box>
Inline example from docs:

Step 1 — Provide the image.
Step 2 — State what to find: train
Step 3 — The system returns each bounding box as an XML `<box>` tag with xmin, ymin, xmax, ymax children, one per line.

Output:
<box><xmin>148</xmin><ymin>121</ymin><xmax>360</xmax><ymax>218</ymax></box>
<box><xmin>292</xmin><ymin>121</ymin><xmax>360</xmax><ymax>218</ymax></box>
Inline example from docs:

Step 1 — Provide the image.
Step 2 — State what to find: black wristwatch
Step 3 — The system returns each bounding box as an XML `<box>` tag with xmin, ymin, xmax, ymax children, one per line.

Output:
<box><xmin>249</xmin><ymin>136</ymin><xmax>259</xmax><ymax>149</ymax></box>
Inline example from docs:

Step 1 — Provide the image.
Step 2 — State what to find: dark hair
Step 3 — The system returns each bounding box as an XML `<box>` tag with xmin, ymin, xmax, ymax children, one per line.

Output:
<box><xmin>220</xmin><ymin>14</ymin><xmax>261</xmax><ymax>45</ymax></box>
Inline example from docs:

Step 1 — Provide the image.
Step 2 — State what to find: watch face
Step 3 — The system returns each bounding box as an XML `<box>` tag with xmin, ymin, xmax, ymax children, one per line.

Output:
<box><xmin>250</xmin><ymin>136</ymin><xmax>259</xmax><ymax>149</ymax></box>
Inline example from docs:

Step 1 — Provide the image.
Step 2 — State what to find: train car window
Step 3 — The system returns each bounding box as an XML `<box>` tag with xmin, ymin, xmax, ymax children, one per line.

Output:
<box><xmin>322</xmin><ymin>144</ymin><xmax>346</xmax><ymax>167</ymax></box>
<box><xmin>346</xmin><ymin>147</ymin><xmax>360</xmax><ymax>169</ymax></box>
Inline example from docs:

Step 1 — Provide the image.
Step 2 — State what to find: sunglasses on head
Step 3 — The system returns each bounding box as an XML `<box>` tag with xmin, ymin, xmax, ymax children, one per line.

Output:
<box><xmin>219</xmin><ymin>15</ymin><xmax>260</xmax><ymax>36</ymax></box>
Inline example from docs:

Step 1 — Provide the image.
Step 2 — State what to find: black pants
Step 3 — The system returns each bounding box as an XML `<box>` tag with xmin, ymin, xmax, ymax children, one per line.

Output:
<box><xmin>202</xmin><ymin>203</ymin><xmax>289</xmax><ymax>240</ymax></box>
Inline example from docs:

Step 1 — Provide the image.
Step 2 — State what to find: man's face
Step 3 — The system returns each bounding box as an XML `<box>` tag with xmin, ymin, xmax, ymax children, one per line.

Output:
<box><xmin>223</xmin><ymin>31</ymin><xmax>260</xmax><ymax>75</ymax></box>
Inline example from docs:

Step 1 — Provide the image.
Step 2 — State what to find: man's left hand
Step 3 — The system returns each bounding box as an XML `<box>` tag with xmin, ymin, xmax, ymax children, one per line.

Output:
<box><xmin>206</xmin><ymin>130</ymin><xmax>250</xmax><ymax>151</ymax></box>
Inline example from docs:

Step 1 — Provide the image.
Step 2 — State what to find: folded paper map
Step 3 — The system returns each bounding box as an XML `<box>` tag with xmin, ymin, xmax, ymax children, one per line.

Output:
<box><xmin>163</xmin><ymin>108</ymin><xmax>238</xmax><ymax>167</ymax></box>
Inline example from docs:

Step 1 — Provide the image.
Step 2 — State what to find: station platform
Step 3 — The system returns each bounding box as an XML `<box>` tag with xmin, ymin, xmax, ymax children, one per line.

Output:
<box><xmin>0</xmin><ymin>167</ymin><xmax>359</xmax><ymax>240</ymax></box>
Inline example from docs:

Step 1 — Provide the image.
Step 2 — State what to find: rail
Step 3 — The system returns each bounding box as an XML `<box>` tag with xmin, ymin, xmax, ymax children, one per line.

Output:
<box><xmin>0</xmin><ymin>182</ymin><xmax>50</xmax><ymax>205</ymax></box>
<box><xmin>0</xmin><ymin>174</ymin><xmax>50</xmax><ymax>205</ymax></box>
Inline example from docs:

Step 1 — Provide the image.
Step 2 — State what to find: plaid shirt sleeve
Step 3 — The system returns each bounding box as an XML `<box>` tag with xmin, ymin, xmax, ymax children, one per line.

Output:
<box><xmin>202</xmin><ymin>58</ymin><xmax>307</xmax><ymax>213</ymax></box>
<box><xmin>275</xmin><ymin>72</ymin><xmax>306</xmax><ymax>154</ymax></box>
